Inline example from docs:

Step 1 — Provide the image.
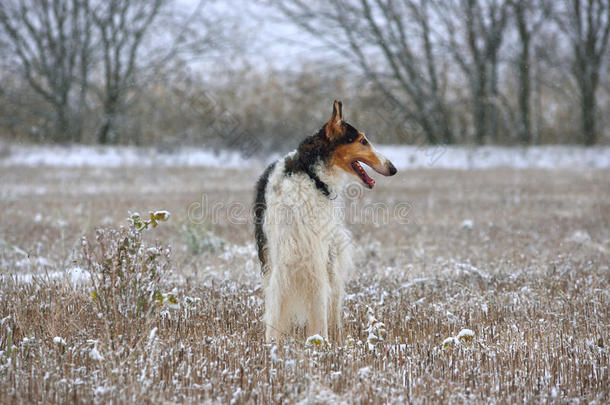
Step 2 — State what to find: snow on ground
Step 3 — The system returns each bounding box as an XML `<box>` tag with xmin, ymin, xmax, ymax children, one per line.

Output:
<box><xmin>1</xmin><ymin>144</ymin><xmax>248</xmax><ymax>169</ymax></box>
<box><xmin>2</xmin><ymin>143</ymin><xmax>609</xmax><ymax>169</ymax></box>
<box><xmin>379</xmin><ymin>144</ymin><xmax>610</xmax><ymax>169</ymax></box>
<box><xmin>1</xmin><ymin>267</ymin><xmax>91</xmax><ymax>285</ymax></box>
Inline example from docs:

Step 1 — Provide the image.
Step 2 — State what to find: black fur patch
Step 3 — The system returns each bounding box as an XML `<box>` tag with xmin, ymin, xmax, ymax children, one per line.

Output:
<box><xmin>284</xmin><ymin>123</ymin><xmax>360</xmax><ymax>197</ymax></box>
<box><xmin>253</xmin><ymin>161</ymin><xmax>277</xmax><ymax>274</ymax></box>
<box><xmin>342</xmin><ymin>123</ymin><xmax>360</xmax><ymax>143</ymax></box>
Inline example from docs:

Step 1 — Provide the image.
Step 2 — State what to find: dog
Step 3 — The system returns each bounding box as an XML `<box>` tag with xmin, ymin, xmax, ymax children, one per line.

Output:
<box><xmin>254</xmin><ymin>100</ymin><xmax>397</xmax><ymax>342</ymax></box>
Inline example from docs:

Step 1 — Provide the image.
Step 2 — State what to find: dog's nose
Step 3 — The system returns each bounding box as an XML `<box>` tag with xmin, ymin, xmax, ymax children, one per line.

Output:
<box><xmin>388</xmin><ymin>162</ymin><xmax>397</xmax><ymax>176</ymax></box>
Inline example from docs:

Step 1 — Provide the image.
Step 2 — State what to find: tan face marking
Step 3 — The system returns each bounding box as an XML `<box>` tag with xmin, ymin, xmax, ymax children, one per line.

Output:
<box><xmin>328</xmin><ymin>132</ymin><xmax>382</xmax><ymax>175</ymax></box>
<box><xmin>323</xmin><ymin>100</ymin><xmax>397</xmax><ymax>188</ymax></box>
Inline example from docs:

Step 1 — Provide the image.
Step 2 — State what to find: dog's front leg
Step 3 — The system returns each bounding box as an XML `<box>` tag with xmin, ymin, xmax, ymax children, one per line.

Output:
<box><xmin>327</xmin><ymin>260</ymin><xmax>343</xmax><ymax>342</ymax></box>
<box><xmin>264</xmin><ymin>277</ymin><xmax>282</xmax><ymax>343</ymax></box>
<box><xmin>328</xmin><ymin>290</ymin><xmax>343</xmax><ymax>342</ymax></box>
<box><xmin>307</xmin><ymin>290</ymin><xmax>329</xmax><ymax>339</ymax></box>
<box><xmin>327</xmin><ymin>231</ymin><xmax>352</xmax><ymax>342</ymax></box>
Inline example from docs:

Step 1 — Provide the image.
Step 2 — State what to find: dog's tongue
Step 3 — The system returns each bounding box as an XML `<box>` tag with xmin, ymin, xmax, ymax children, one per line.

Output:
<box><xmin>353</xmin><ymin>161</ymin><xmax>375</xmax><ymax>188</ymax></box>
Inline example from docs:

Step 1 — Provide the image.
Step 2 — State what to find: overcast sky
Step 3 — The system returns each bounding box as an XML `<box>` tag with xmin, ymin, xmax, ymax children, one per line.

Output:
<box><xmin>180</xmin><ymin>0</ymin><xmax>329</xmax><ymax>71</ymax></box>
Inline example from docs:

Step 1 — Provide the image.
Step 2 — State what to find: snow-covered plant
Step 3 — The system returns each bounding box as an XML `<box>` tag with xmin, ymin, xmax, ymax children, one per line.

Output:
<box><xmin>52</xmin><ymin>336</ymin><xmax>66</xmax><ymax>346</ymax></box>
<box><xmin>365</xmin><ymin>310</ymin><xmax>387</xmax><ymax>350</ymax></box>
<box><xmin>130</xmin><ymin>211</ymin><xmax>170</xmax><ymax>231</ymax></box>
<box><xmin>81</xmin><ymin>211</ymin><xmax>172</xmax><ymax>343</ymax></box>
<box><xmin>305</xmin><ymin>334</ymin><xmax>329</xmax><ymax>348</ymax></box>
<box><xmin>344</xmin><ymin>335</ymin><xmax>355</xmax><ymax>350</ymax></box>
<box><xmin>456</xmin><ymin>328</ymin><xmax>475</xmax><ymax>345</ymax></box>
<box><xmin>442</xmin><ymin>328</ymin><xmax>475</xmax><ymax>349</ymax></box>
<box><xmin>442</xmin><ymin>336</ymin><xmax>458</xmax><ymax>349</ymax></box>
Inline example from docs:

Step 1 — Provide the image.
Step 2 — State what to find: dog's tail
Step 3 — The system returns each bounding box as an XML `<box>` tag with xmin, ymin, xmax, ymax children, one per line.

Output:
<box><xmin>253</xmin><ymin>161</ymin><xmax>276</xmax><ymax>275</ymax></box>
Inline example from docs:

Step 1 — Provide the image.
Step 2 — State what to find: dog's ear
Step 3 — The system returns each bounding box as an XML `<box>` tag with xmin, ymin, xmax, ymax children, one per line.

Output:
<box><xmin>325</xmin><ymin>100</ymin><xmax>344</xmax><ymax>141</ymax></box>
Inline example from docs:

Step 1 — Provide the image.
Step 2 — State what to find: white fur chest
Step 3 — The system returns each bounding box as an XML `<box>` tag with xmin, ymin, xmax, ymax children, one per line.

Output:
<box><xmin>264</xmin><ymin>158</ymin><xmax>347</xmax><ymax>248</ymax></box>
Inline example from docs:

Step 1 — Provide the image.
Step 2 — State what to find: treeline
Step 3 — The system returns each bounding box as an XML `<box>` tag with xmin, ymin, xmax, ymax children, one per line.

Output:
<box><xmin>0</xmin><ymin>0</ymin><xmax>609</xmax><ymax>148</ymax></box>
<box><xmin>272</xmin><ymin>0</ymin><xmax>610</xmax><ymax>146</ymax></box>
<box><xmin>0</xmin><ymin>0</ymin><xmax>224</xmax><ymax>145</ymax></box>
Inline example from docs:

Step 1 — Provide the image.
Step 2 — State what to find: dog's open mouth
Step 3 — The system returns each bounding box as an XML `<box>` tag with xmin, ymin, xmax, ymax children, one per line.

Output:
<box><xmin>351</xmin><ymin>161</ymin><xmax>375</xmax><ymax>189</ymax></box>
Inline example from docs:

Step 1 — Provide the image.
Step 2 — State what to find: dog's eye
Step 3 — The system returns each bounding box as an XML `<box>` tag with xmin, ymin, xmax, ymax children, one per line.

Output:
<box><xmin>360</xmin><ymin>138</ymin><xmax>368</xmax><ymax>146</ymax></box>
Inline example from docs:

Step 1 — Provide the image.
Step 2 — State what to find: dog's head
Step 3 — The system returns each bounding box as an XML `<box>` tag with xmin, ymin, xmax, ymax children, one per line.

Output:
<box><xmin>325</xmin><ymin>100</ymin><xmax>397</xmax><ymax>189</ymax></box>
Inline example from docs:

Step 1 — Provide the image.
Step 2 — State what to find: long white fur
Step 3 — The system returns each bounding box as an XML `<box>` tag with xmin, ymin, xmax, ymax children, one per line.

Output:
<box><xmin>261</xmin><ymin>152</ymin><xmax>354</xmax><ymax>342</ymax></box>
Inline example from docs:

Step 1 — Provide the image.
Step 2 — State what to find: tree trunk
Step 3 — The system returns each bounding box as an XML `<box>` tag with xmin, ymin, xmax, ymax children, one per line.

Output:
<box><xmin>98</xmin><ymin>90</ymin><xmax>120</xmax><ymax>144</ymax></box>
<box><xmin>418</xmin><ymin>112</ymin><xmax>439</xmax><ymax>144</ymax></box>
<box><xmin>97</xmin><ymin>105</ymin><xmax>116</xmax><ymax>145</ymax></box>
<box><xmin>473</xmin><ymin>67</ymin><xmax>487</xmax><ymax>145</ymax></box>
<box><xmin>474</xmin><ymin>98</ymin><xmax>486</xmax><ymax>144</ymax></box>
<box><xmin>516</xmin><ymin>5</ymin><xmax>532</xmax><ymax>145</ymax></box>
<box><xmin>436</xmin><ymin>101</ymin><xmax>454</xmax><ymax>144</ymax></box>
<box><xmin>533</xmin><ymin>46</ymin><xmax>542</xmax><ymax>144</ymax></box>
<box><xmin>517</xmin><ymin>40</ymin><xmax>531</xmax><ymax>144</ymax></box>
<box><xmin>97</xmin><ymin>110</ymin><xmax>117</xmax><ymax>145</ymax></box>
<box><xmin>440</xmin><ymin>119</ymin><xmax>454</xmax><ymax>145</ymax></box>
<box><xmin>73</xmin><ymin>83</ymin><xmax>86</xmax><ymax>143</ymax></box>
<box><xmin>581</xmin><ymin>82</ymin><xmax>596</xmax><ymax>146</ymax></box>
<box><xmin>56</xmin><ymin>105</ymin><xmax>71</xmax><ymax>143</ymax></box>
<box><xmin>488</xmin><ymin>54</ymin><xmax>499</xmax><ymax>142</ymax></box>
<box><xmin>97</xmin><ymin>118</ymin><xmax>110</xmax><ymax>145</ymax></box>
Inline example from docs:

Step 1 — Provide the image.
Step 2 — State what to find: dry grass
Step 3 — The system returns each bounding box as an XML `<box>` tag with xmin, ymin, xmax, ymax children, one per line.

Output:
<box><xmin>0</xmin><ymin>165</ymin><xmax>609</xmax><ymax>403</ymax></box>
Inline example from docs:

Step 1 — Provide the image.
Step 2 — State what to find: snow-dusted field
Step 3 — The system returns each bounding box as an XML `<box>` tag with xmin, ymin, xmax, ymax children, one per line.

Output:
<box><xmin>2</xmin><ymin>143</ymin><xmax>610</xmax><ymax>169</ymax></box>
<box><xmin>0</xmin><ymin>148</ymin><xmax>608</xmax><ymax>403</ymax></box>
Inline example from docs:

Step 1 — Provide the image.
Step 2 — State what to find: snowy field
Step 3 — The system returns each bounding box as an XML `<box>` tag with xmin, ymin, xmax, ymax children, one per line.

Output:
<box><xmin>0</xmin><ymin>145</ymin><xmax>608</xmax><ymax>403</ymax></box>
<box><xmin>2</xmin><ymin>142</ymin><xmax>610</xmax><ymax>169</ymax></box>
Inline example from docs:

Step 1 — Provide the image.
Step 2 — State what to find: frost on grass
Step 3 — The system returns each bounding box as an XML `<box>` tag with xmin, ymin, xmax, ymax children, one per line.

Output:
<box><xmin>0</xmin><ymin>256</ymin><xmax>608</xmax><ymax>403</ymax></box>
<box><xmin>1</xmin><ymin>165</ymin><xmax>608</xmax><ymax>403</ymax></box>
<box><xmin>1</xmin><ymin>266</ymin><xmax>91</xmax><ymax>285</ymax></box>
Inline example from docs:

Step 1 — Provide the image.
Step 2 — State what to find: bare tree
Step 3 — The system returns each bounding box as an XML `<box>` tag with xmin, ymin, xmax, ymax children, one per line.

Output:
<box><xmin>509</xmin><ymin>0</ymin><xmax>552</xmax><ymax>144</ymax></box>
<box><xmin>556</xmin><ymin>0</ymin><xmax>610</xmax><ymax>145</ymax></box>
<box><xmin>437</xmin><ymin>0</ymin><xmax>509</xmax><ymax>144</ymax></box>
<box><xmin>90</xmin><ymin>0</ymin><xmax>223</xmax><ymax>145</ymax></box>
<box><xmin>91</xmin><ymin>0</ymin><xmax>165</xmax><ymax>144</ymax></box>
<box><xmin>273</xmin><ymin>0</ymin><xmax>454</xmax><ymax>144</ymax></box>
<box><xmin>1</xmin><ymin>0</ymin><xmax>232</xmax><ymax>145</ymax></box>
<box><xmin>0</xmin><ymin>0</ymin><xmax>91</xmax><ymax>142</ymax></box>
